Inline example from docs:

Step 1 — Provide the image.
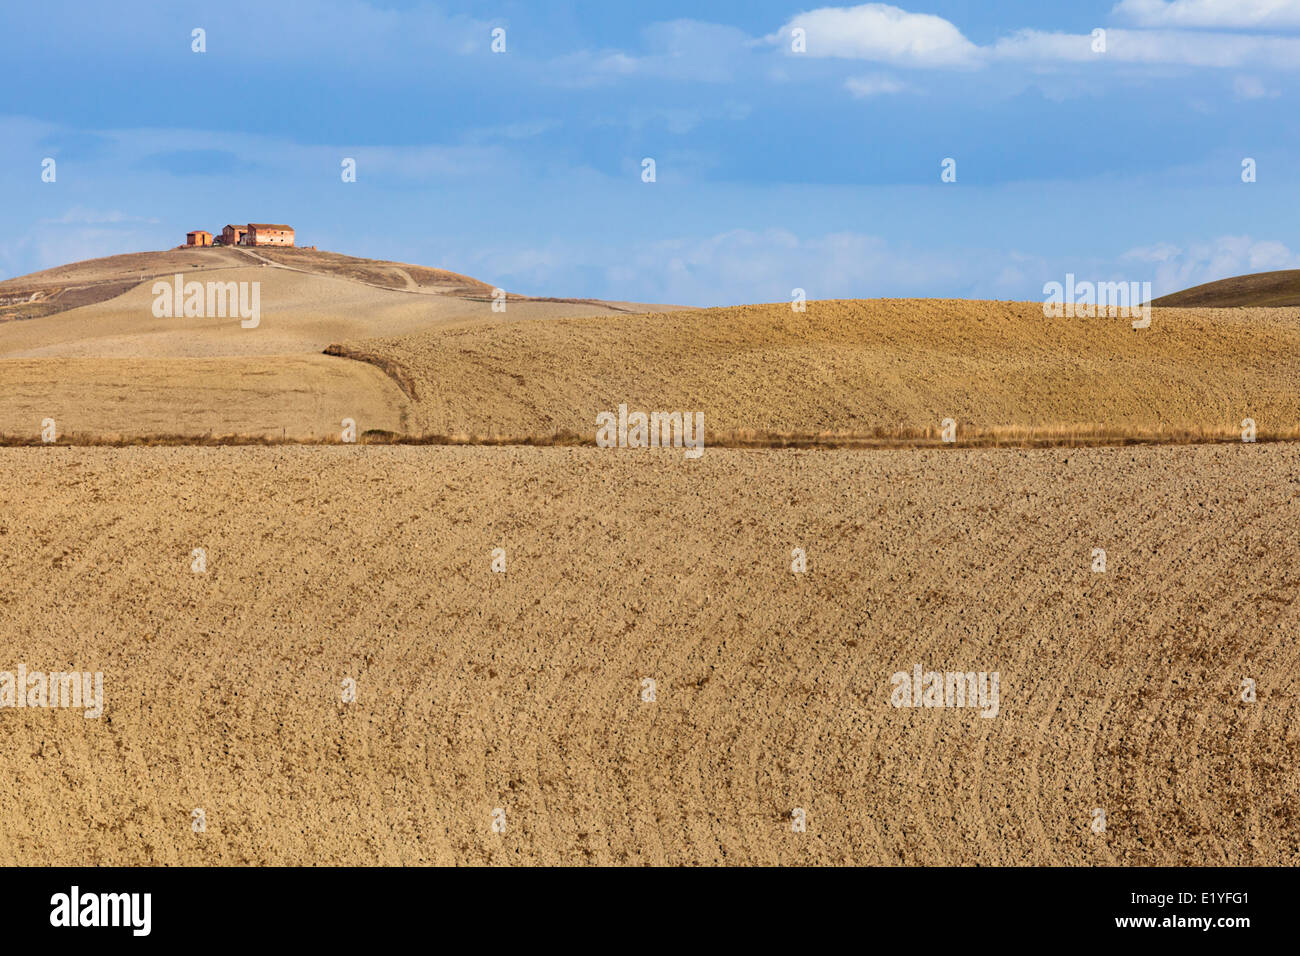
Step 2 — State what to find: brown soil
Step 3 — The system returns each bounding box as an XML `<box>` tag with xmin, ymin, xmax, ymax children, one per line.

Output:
<box><xmin>246</xmin><ymin>246</ymin><xmax>494</xmax><ymax>297</ymax></box>
<box><xmin>1153</xmin><ymin>269</ymin><xmax>1300</xmax><ymax>308</ymax></box>
<box><xmin>0</xmin><ymin>354</ymin><xmax>409</xmax><ymax>440</ymax></box>
<box><xmin>0</xmin><ymin>249</ymin><xmax>676</xmax><ymax>441</ymax></box>
<box><xmin>0</xmin><ymin>443</ymin><xmax>1295</xmax><ymax>865</ymax></box>
<box><xmin>359</xmin><ymin>299</ymin><xmax>1300</xmax><ymax>443</ymax></box>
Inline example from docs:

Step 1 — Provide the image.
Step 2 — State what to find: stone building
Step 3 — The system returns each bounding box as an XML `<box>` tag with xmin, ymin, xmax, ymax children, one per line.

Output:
<box><xmin>246</xmin><ymin>223</ymin><xmax>295</xmax><ymax>247</ymax></box>
<box><xmin>221</xmin><ymin>224</ymin><xmax>248</xmax><ymax>246</ymax></box>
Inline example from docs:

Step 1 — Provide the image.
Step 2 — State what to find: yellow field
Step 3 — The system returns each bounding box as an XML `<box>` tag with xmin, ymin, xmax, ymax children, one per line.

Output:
<box><xmin>6</xmin><ymin>248</ymin><xmax>1298</xmax><ymax>446</ymax></box>
<box><xmin>0</xmin><ymin>443</ymin><xmax>1295</xmax><ymax>865</ymax></box>
<box><xmin>0</xmin><ymin>355</ymin><xmax>409</xmax><ymax>440</ymax></box>
<box><xmin>0</xmin><ymin>249</ymin><xmax>670</xmax><ymax>442</ymax></box>
<box><xmin>359</xmin><ymin>299</ymin><xmax>1300</xmax><ymax>444</ymax></box>
<box><xmin>1</xmin><ymin>249</ymin><xmax>1297</xmax><ymax>866</ymax></box>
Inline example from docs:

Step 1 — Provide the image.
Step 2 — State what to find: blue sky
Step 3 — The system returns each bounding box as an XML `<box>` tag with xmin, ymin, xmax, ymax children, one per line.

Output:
<box><xmin>3</xmin><ymin>0</ymin><xmax>1300</xmax><ymax>305</ymax></box>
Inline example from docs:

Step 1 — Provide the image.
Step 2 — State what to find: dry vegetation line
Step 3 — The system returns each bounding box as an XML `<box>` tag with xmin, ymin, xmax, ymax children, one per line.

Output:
<box><xmin>322</xmin><ymin>344</ymin><xmax>420</xmax><ymax>402</ymax></box>
<box><xmin>1</xmin><ymin>444</ymin><xmax>1295</xmax><ymax>865</ymax></box>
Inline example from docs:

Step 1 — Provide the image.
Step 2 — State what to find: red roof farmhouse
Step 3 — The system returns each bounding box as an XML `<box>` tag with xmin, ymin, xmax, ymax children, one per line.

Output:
<box><xmin>246</xmin><ymin>223</ymin><xmax>295</xmax><ymax>246</ymax></box>
<box><xmin>186</xmin><ymin>223</ymin><xmax>295</xmax><ymax>248</ymax></box>
<box><xmin>221</xmin><ymin>224</ymin><xmax>248</xmax><ymax>247</ymax></box>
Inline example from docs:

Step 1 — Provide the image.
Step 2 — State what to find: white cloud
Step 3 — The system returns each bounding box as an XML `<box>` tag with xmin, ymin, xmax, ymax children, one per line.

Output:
<box><xmin>989</xmin><ymin>30</ymin><xmax>1101</xmax><ymax>63</ymax></box>
<box><xmin>599</xmin><ymin>229</ymin><xmax>1026</xmax><ymax>305</ymax></box>
<box><xmin>1123</xmin><ymin>235</ymin><xmax>1300</xmax><ymax>295</ymax></box>
<box><xmin>845</xmin><ymin>73</ymin><xmax>908</xmax><ymax>96</ymax></box>
<box><xmin>345</xmin><ymin>144</ymin><xmax>511</xmax><ymax>181</ymax></box>
<box><xmin>103</xmin><ymin>127</ymin><xmax>513</xmax><ymax>183</ymax></box>
<box><xmin>457</xmin><ymin>228</ymin><xmax>1029</xmax><ymax>305</ymax></box>
<box><xmin>462</xmin><ymin>121</ymin><xmax>561</xmax><ymax>144</ymax></box>
<box><xmin>38</xmin><ymin>207</ymin><xmax>160</xmax><ymax>226</ymax></box>
<box><xmin>772</xmin><ymin>4</ymin><xmax>982</xmax><ymax>68</ymax></box>
<box><xmin>1122</xmin><ymin>241</ymin><xmax>1183</xmax><ymax>263</ymax></box>
<box><xmin>768</xmin><ymin>4</ymin><xmax>1300</xmax><ymax>72</ymax></box>
<box><xmin>551</xmin><ymin>20</ymin><xmax>756</xmax><ymax>86</ymax></box>
<box><xmin>1114</xmin><ymin>0</ymin><xmax>1300</xmax><ymax>29</ymax></box>
<box><xmin>0</xmin><ymin>225</ymin><xmax>165</xmax><ymax>277</ymax></box>
<box><xmin>1233</xmin><ymin>74</ymin><xmax>1281</xmax><ymax>97</ymax></box>
<box><xmin>461</xmin><ymin>229</ymin><xmax>1300</xmax><ymax>307</ymax></box>
<box><xmin>992</xmin><ymin>27</ymin><xmax>1300</xmax><ymax>67</ymax></box>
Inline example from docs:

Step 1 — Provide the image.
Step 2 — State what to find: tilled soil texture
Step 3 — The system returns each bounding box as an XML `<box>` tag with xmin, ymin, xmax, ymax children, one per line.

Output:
<box><xmin>0</xmin><ymin>444</ymin><xmax>1297</xmax><ymax>865</ymax></box>
<box><xmin>361</xmin><ymin>299</ymin><xmax>1300</xmax><ymax>443</ymax></box>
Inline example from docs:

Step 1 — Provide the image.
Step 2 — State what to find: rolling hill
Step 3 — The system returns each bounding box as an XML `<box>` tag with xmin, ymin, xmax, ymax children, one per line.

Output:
<box><xmin>5</xmin><ymin>248</ymin><xmax>1300</xmax><ymax>444</ymax></box>
<box><xmin>357</xmin><ymin>298</ymin><xmax>1300</xmax><ymax>445</ymax></box>
<box><xmin>0</xmin><ymin>247</ymin><xmax>670</xmax><ymax>440</ymax></box>
<box><xmin>1151</xmin><ymin>269</ymin><xmax>1300</xmax><ymax>308</ymax></box>
<box><xmin>0</xmin><ymin>246</ymin><xmax>496</xmax><ymax>323</ymax></box>
<box><xmin>3</xmin><ymin>249</ymin><xmax>1299</xmax><ymax>866</ymax></box>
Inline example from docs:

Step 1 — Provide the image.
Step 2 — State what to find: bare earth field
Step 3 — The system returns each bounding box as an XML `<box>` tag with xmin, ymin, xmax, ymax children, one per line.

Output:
<box><xmin>4</xmin><ymin>251</ymin><xmax>1300</xmax><ymax>444</ymax></box>
<box><xmin>1</xmin><ymin>249</ymin><xmax>1296</xmax><ymax>866</ymax></box>
<box><xmin>363</xmin><ymin>299</ymin><xmax>1300</xmax><ymax>444</ymax></box>
<box><xmin>0</xmin><ymin>355</ymin><xmax>410</xmax><ymax>440</ymax></box>
<box><xmin>0</xmin><ymin>248</ymin><xmax>669</xmax><ymax>440</ymax></box>
<box><xmin>1</xmin><ymin>443</ymin><xmax>1296</xmax><ymax>866</ymax></box>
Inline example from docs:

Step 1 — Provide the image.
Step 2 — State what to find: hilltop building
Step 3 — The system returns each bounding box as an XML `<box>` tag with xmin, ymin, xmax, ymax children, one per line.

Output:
<box><xmin>221</xmin><ymin>224</ymin><xmax>248</xmax><ymax>247</ymax></box>
<box><xmin>185</xmin><ymin>223</ymin><xmax>296</xmax><ymax>248</ymax></box>
<box><xmin>246</xmin><ymin>223</ymin><xmax>294</xmax><ymax>247</ymax></box>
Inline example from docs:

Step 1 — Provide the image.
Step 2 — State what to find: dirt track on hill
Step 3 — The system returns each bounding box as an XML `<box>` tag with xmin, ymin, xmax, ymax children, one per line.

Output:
<box><xmin>1</xmin><ymin>443</ymin><xmax>1296</xmax><ymax>865</ymax></box>
<box><xmin>0</xmin><ymin>247</ymin><xmax>677</xmax><ymax>442</ymax></box>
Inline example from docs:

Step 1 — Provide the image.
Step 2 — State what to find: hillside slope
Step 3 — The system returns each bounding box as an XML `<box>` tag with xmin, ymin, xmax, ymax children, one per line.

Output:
<box><xmin>0</xmin><ymin>247</ymin><xmax>674</xmax><ymax>440</ymax></box>
<box><xmin>0</xmin><ymin>265</ymin><xmax>632</xmax><ymax>360</ymax></box>
<box><xmin>356</xmin><ymin>299</ymin><xmax>1300</xmax><ymax>444</ymax></box>
<box><xmin>0</xmin><ymin>246</ymin><xmax>496</xmax><ymax>322</ymax></box>
<box><xmin>0</xmin><ymin>355</ymin><xmax>410</xmax><ymax>440</ymax></box>
<box><xmin>1152</xmin><ymin>270</ymin><xmax>1300</xmax><ymax>308</ymax></box>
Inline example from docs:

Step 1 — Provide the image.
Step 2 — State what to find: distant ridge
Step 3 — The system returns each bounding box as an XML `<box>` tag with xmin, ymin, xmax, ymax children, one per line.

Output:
<box><xmin>1151</xmin><ymin>269</ymin><xmax>1300</xmax><ymax>308</ymax></box>
<box><xmin>0</xmin><ymin>246</ymin><xmax>495</xmax><ymax>322</ymax></box>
